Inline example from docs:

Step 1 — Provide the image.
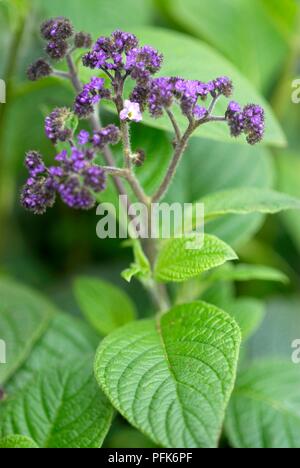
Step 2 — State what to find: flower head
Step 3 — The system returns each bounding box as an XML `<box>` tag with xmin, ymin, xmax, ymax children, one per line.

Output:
<box><xmin>45</xmin><ymin>108</ymin><xmax>73</xmax><ymax>143</ymax></box>
<box><xmin>226</xmin><ymin>102</ymin><xmax>265</xmax><ymax>144</ymax></box>
<box><xmin>120</xmin><ymin>100</ymin><xmax>142</xmax><ymax>122</ymax></box>
<box><xmin>83</xmin><ymin>30</ymin><xmax>138</xmax><ymax>71</ymax></box>
<box><xmin>78</xmin><ymin>130</ymin><xmax>90</xmax><ymax>146</ymax></box>
<box><xmin>21</xmin><ymin>176</ymin><xmax>56</xmax><ymax>215</ymax></box>
<box><xmin>21</xmin><ymin>142</ymin><xmax>108</xmax><ymax>214</ymax></box>
<box><xmin>74</xmin><ymin>32</ymin><xmax>93</xmax><ymax>49</ymax></box>
<box><xmin>46</xmin><ymin>39</ymin><xmax>68</xmax><ymax>60</ymax></box>
<box><xmin>27</xmin><ymin>59</ymin><xmax>52</xmax><ymax>81</ymax></box>
<box><xmin>91</xmin><ymin>124</ymin><xmax>121</xmax><ymax>149</ymax></box>
<box><xmin>74</xmin><ymin>77</ymin><xmax>111</xmax><ymax>118</ymax></box>
<box><xmin>41</xmin><ymin>17</ymin><xmax>73</xmax><ymax>41</ymax></box>
<box><xmin>25</xmin><ymin>151</ymin><xmax>46</xmax><ymax>177</ymax></box>
<box><xmin>125</xmin><ymin>46</ymin><xmax>163</xmax><ymax>85</ymax></box>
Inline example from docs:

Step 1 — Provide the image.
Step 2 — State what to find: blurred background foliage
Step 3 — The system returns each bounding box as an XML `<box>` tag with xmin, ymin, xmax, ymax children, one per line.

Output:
<box><xmin>0</xmin><ymin>0</ymin><xmax>300</xmax><ymax>447</ymax></box>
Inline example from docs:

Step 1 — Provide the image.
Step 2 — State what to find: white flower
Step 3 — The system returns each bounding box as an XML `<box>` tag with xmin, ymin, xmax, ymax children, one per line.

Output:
<box><xmin>120</xmin><ymin>100</ymin><xmax>142</xmax><ymax>122</ymax></box>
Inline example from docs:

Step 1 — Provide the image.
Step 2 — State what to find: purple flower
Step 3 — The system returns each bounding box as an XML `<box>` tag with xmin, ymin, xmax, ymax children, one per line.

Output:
<box><xmin>130</xmin><ymin>85</ymin><xmax>150</xmax><ymax>111</ymax></box>
<box><xmin>210</xmin><ymin>76</ymin><xmax>233</xmax><ymax>98</ymax></box>
<box><xmin>74</xmin><ymin>77</ymin><xmax>111</xmax><ymax>118</ymax></box>
<box><xmin>27</xmin><ymin>59</ymin><xmax>52</xmax><ymax>81</ymax></box>
<box><xmin>148</xmin><ymin>77</ymin><xmax>174</xmax><ymax>118</ymax></box>
<box><xmin>120</xmin><ymin>100</ymin><xmax>142</xmax><ymax>122</ymax></box>
<box><xmin>46</xmin><ymin>39</ymin><xmax>68</xmax><ymax>60</ymax></box>
<box><xmin>78</xmin><ymin>130</ymin><xmax>90</xmax><ymax>145</ymax></box>
<box><xmin>226</xmin><ymin>101</ymin><xmax>241</xmax><ymax>116</ymax></box>
<box><xmin>242</xmin><ymin>104</ymin><xmax>265</xmax><ymax>145</ymax></box>
<box><xmin>41</xmin><ymin>17</ymin><xmax>73</xmax><ymax>41</ymax></box>
<box><xmin>25</xmin><ymin>151</ymin><xmax>46</xmax><ymax>177</ymax></box>
<box><xmin>58</xmin><ymin>176</ymin><xmax>95</xmax><ymax>210</ymax></box>
<box><xmin>74</xmin><ymin>32</ymin><xmax>93</xmax><ymax>49</ymax></box>
<box><xmin>194</xmin><ymin>105</ymin><xmax>207</xmax><ymax>120</ymax></box>
<box><xmin>91</xmin><ymin>124</ymin><xmax>121</xmax><ymax>149</ymax></box>
<box><xmin>22</xmin><ymin>142</ymin><xmax>108</xmax><ymax>214</ymax></box>
<box><xmin>21</xmin><ymin>176</ymin><xmax>56</xmax><ymax>215</ymax></box>
<box><xmin>125</xmin><ymin>46</ymin><xmax>163</xmax><ymax>85</ymax></box>
<box><xmin>45</xmin><ymin>108</ymin><xmax>73</xmax><ymax>144</ymax></box>
<box><xmin>83</xmin><ymin>166</ymin><xmax>106</xmax><ymax>192</ymax></box>
<box><xmin>225</xmin><ymin>103</ymin><xmax>265</xmax><ymax>144</ymax></box>
<box><xmin>82</xmin><ymin>30</ymin><xmax>138</xmax><ymax>72</ymax></box>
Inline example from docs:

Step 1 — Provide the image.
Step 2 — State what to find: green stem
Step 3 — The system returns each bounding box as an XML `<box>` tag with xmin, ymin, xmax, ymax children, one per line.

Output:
<box><xmin>0</xmin><ymin>9</ymin><xmax>28</xmax><ymax>255</ymax></box>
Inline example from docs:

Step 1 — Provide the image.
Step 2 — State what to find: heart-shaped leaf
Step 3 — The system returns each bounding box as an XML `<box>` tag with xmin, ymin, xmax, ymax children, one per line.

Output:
<box><xmin>95</xmin><ymin>301</ymin><xmax>241</xmax><ymax>448</ymax></box>
<box><xmin>226</xmin><ymin>360</ymin><xmax>300</xmax><ymax>448</ymax></box>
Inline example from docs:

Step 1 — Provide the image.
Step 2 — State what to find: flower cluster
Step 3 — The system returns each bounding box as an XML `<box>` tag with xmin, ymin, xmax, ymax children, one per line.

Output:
<box><xmin>22</xmin><ymin>21</ymin><xmax>266</xmax><ymax>217</ymax></box>
<box><xmin>74</xmin><ymin>77</ymin><xmax>111</xmax><ymax>118</ymax></box>
<box><xmin>41</xmin><ymin>17</ymin><xmax>73</xmax><ymax>60</ymax></box>
<box><xmin>77</xmin><ymin>125</ymin><xmax>121</xmax><ymax>150</ymax></box>
<box><xmin>82</xmin><ymin>30</ymin><xmax>163</xmax><ymax>86</ymax></box>
<box><xmin>21</xmin><ymin>145</ymin><xmax>107</xmax><ymax>214</ymax></box>
<box><xmin>45</xmin><ymin>107</ymin><xmax>73</xmax><ymax>143</ymax></box>
<box><xmin>27</xmin><ymin>59</ymin><xmax>53</xmax><ymax>81</ymax></box>
<box><xmin>226</xmin><ymin>102</ymin><xmax>265</xmax><ymax>145</ymax></box>
<box><xmin>27</xmin><ymin>17</ymin><xmax>92</xmax><ymax>82</ymax></box>
<box><xmin>140</xmin><ymin>76</ymin><xmax>232</xmax><ymax>121</ymax></box>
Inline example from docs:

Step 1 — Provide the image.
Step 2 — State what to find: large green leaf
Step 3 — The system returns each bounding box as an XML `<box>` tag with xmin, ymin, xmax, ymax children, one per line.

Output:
<box><xmin>166</xmin><ymin>136</ymin><xmax>274</xmax><ymax>248</ymax></box>
<box><xmin>0</xmin><ymin>278</ymin><xmax>57</xmax><ymax>385</ymax></box>
<box><xmin>248</xmin><ymin>296</ymin><xmax>300</xmax><ymax>360</ymax></box>
<box><xmin>277</xmin><ymin>152</ymin><xmax>300</xmax><ymax>252</ymax></box>
<box><xmin>209</xmin><ymin>264</ymin><xmax>289</xmax><ymax>285</ymax></box>
<box><xmin>8</xmin><ymin>314</ymin><xmax>100</xmax><ymax>389</ymax></box>
<box><xmin>129</xmin><ymin>27</ymin><xmax>285</xmax><ymax>146</ymax></box>
<box><xmin>95</xmin><ymin>302</ymin><xmax>241</xmax><ymax>448</ymax></box>
<box><xmin>201</xmin><ymin>188</ymin><xmax>300</xmax><ymax>221</ymax></box>
<box><xmin>156</xmin><ymin>0</ymin><xmax>295</xmax><ymax>91</ymax></box>
<box><xmin>0</xmin><ymin>435</ymin><xmax>38</xmax><ymax>449</ymax></box>
<box><xmin>33</xmin><ymin>0</ymin><xmax>153</xmax><ymax>35</ymax></box>
<box><xmin>226</xmin><ymin>298</ymin><xmax>265</xmax><ymax>341</ymax></box>
<box><xmin>226</xmin><ymin>360</ymin><xmax>300</xmax><ymax>448</ymax></box>
<box><xmin>154</xmin><ymin>234</ymin><xmax>237</xmax><ymax>283</ymax></box>
<box><xmin>0</xmin><ymin>359</ymin><xmax>113</xmax><ymax>448</ymax></box>
<box><xmin>74</xmin><ymin>277</ymin><xmax>136</xmax><ymax>336</ymax></box>
<box><xmin>0</xmin><ymin>310</ymin><xmax>114</xmax><ymax>448</ymax></box>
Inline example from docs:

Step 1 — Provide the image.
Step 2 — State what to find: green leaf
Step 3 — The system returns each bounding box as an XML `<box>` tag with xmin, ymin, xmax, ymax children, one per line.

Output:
<box><xmin>209</xmin><ymin>264</ymin><xmax>289</xmax><ymax>284</ymax></box>
<box><xmin>226</xmin><ymin>298</ymin><xmax>265</xmax><ymax>341</ymax></box>
<box><xmin>156</xmin><ymin>0</ymin><xmax>295</xmax><ymax>92</ymax></box>
<box><xmin>129</xmin><ymin>27</ymin><xmax>285</xmax><ymax>147</ymax></box>
<box><xmin>154</xmin><ymin>234</ymin><xmax>238</xmax><ymax>283</ymax></box>
<box><xmin>122</xmin><ymin>240</ymin><xmax>151</xmax><ymax>283</ymax></box>
<box><xmin>247</xmin><ymin>296</ymin><xmax>300</xmax><ymax>360</ymax></box>
<box><xmin>0</xmin><ymin>278</ymin><xmax>57</xmax><ymax>385</ymax></box>
<box><xmin>0</xmin><ymin>300</ymin><xmax>112</xmax><ymax>448</ymax></box>
<box><xmin>74</xmin><ymin>277</ymin><xmax>136</xmax><ymax>335</ymax></box>
<box><xmin>167</xmin><ymin>137</ymin><xmax>274</xmax><ymax>248</ymax></box>
<box><xmin>277</xmin><ymin>152</ymin><xmax>300</xmax><ymax>252</ymax></box>
<box><xmin>33</xmin><ymin>0</ymin><xmax>154</xmax><ymax>35</ymax></box>
<box><xmin>225</xmin><ymin>360</ymin><xmax>300</xmax><ymax>448</ymax></box>
<box><xmin>0</xmin><ymin>360</ymin><xmax>114</xmax><ymax>448</ymax></box>
<box><xmin>201</xmin><ymin>188</ymin><xmax>300</xmax><ymax>221</ymax></box>
<box><xmin>95</xmin><ymin>301</ymin><xmax>241</xmax><ymax>448</ymax></box>
<box><xmin>0</xmin><ymin>435</ymin><xmax>38</xmax><ymax>449</ymax></box>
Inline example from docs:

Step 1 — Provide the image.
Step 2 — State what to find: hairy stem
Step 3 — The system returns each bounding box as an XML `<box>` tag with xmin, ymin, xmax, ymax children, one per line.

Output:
<box><xmin>152</xmin><ymin>123</ymin><xmax>194</xmax><ymax>202</ymax></box>
<box><xmin>166</xmin><ymin>109</ymin><xmax>181</xmax><ymax>142</ymax></box>
<box><xmin>65</xmin><ymin>53</ymin><xmax>170</xmax><ymax>312</ymax></box>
